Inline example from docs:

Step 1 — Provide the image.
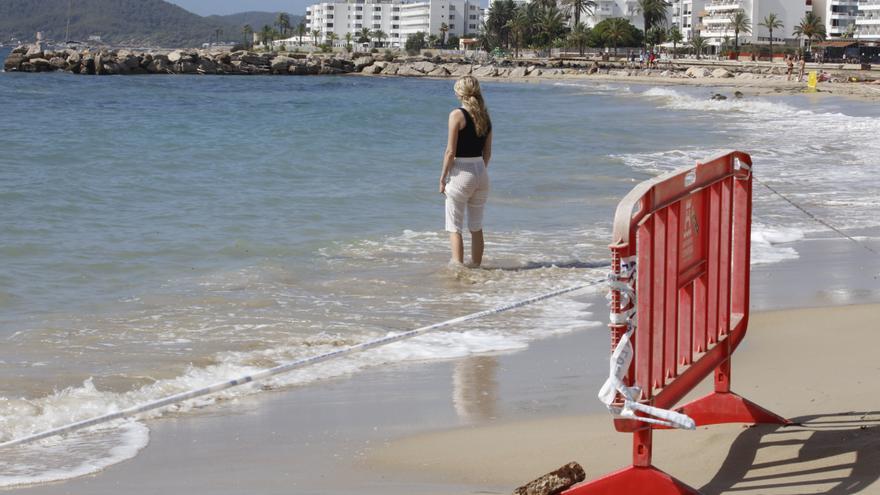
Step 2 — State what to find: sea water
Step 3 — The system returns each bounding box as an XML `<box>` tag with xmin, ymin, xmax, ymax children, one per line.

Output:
<box><xmin>1</xmin><ymin>70</ymin><xmax>879</xmax><ymax>486</ymax></box>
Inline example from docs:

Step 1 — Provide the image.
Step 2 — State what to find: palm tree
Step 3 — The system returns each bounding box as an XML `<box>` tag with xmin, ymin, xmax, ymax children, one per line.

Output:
<box><xmin>486</xmin><ymin>0</ymin><xmax>518</xmax><ymax>48</ymax></box>
<box><xmin>242</xmin><ymin>24</ymin><xmax>253</xmax><ymax>48</ymax></box>
<box><xmin>311</xmin><ymin>29</ymin><xmax>322</xmax><ymax>47</ymax></box>
<box><xmin>793</xmin><ymin>12</ymin><xmax>826</xmax><ymax>54</ymax></box>
<box><xmin>562</xmin><ymin>0</ymin><xmax>597</xmax><ymax>28</ymax></box>
<box><xmin>439</xmin><ymin>22</ymin><xmax>449</xmax><ymax>46</ymax></box>
<box><xmin>759</xmin><ymin>13</ymin><xmax>783</xmax><ymax>61</ymax></box>
<box><xmin>326</xmin><ymin>32</ymin><xmax>338</xmax><ymax>49</ymax></box>
<box><xmin>427</xmin><ymin>34</ymin><xmax>440</xmax><ymax>48</ymax></box>
<box><xmin>296</xmin><ymin>21</ymin><xmax>307</xmax><ymax>46</ymax></box>
<box><xmin>505</xmin><ymin>8</ymin><xmax>531</xmax><ymax>57</ymax></box>
<box><xmin>637</xmin><ymin>0</ymin><xmax>669</xmax><ymax>49</ymax></box>
<box><xmin>538</xmin><ymin>5</ymin><xmax>567</xmax><ymax>51</ymax></box>
<box><xmin>372</xmin><ymin>29</ymin><xmax>387</xmax><ymax>48</ymax></box>
<box><xmin>604</xmin><ymin>17</ymin><xmax>630</xmax><ymax>55</ymax></box>
<box><xmin>668</xmin><ymin>26</ymin><xmax>682</xmax><ymax>59</ymax></box>
<box><xmin>689</xmin><ymin>33</ymin><xmax>706</xmax><ymax>59</ymax></box>
<box><xmin>358</xmin><ymin>27</ymin><xmax>372</xmax><ymax>50</ymax></box>
<box><xmin>842</xmin><ymin>22</ymin><xmax>856</xmax><ymax>39</ymax></box>
<box><xmin>261</xmin><ymin>25</ymin><xmax>275</xmax><ymax>48</ymax></box>
<box><xmin>344</xmin><ymin>32</ymin><xmax>353</xmax><ymax>51</ymax></box>
<box><xmin>646</xmin><ymin>24</ymin><xmax>666</xmax><ymax>49</ymax></box>
<box><xmin>729</xmin><ymin>10</ymin><xmax>751</xmax><ymax>54</ymax></box>
<box><xmin>568</xmin><ymin>22</ymin><xmax>590</xmax><ymax>55</ymax></box>
<box><xmin>276</xmin><ymin>13</ymin><xmax>291</xmax><ymax>38</ymax></box>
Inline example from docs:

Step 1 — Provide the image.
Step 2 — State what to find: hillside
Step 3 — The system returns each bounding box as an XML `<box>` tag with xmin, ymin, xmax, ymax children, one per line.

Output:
<box><xmin>208</xmin><ymin>12</ymin><xmax>303</xmax><ymax>35</ymax></box>
<box><xmin>0</xmin><ymin>0</ymin><xmax>301</xmax><ymax>48</ymax></box>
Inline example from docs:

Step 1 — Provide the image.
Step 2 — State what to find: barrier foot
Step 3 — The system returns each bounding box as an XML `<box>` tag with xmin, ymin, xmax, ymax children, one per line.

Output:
<box><xmin>674</xmin><ymin>391</ymin><xmax>790</xmax><ymax>427</ymax></box>
<box><xmin>562</xmin><ymin>465</ymin><xmax>700</xmax><ymax>495</ymax></box>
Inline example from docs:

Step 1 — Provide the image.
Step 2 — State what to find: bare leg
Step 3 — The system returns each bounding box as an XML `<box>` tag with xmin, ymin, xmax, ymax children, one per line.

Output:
<box><xmin>470</xmin><ymin>230</ymin><xmax>484</xmax><ymax>267</ymax></box>
<box><xmin>449</xmin><ymin>232</ymin><xmax>464</xmax><ymax>264</ymax></box>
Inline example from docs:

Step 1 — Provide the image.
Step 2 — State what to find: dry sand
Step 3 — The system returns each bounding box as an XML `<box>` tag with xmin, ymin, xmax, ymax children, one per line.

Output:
<box><xmin>364</xmin><ymin>303</ymin><xmax>880</xmax><ymax>494</ymax></box>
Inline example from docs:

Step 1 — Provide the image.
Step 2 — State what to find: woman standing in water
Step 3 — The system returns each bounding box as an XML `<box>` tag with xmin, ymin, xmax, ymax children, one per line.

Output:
<box><xmin>439</xmin><ymin>76</ymin><xmax>493</xmax><ymax>267</ymax></box>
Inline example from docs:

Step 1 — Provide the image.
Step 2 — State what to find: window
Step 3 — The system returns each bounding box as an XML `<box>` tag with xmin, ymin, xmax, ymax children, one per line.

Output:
<box><xmin>449</xmin><ymin>24</ymin><xmax>455</xmax><ymax>29</ymax></box>
<box><xmin>392</xmin><ymin>15</ymin><xmax>399</xmax><ymax>19</ymax></box>
<box><xmin>328</xmin><ymin>14</ymin><xmax>334</xmax><ymax>18</ymax></box>
<box><xmin>469</xmin><ymin>23</ymin><xmax>476</xmax><ymax>29</ymax></box>
<box><xmin>327</xmin><ymin>5</ymin><xmax>333</xmax><ymax>9</ymax></box>
<box><xmin>355</xmin><ymin>23</ymin><xmax>362</xmax><ymax>27</ymax></box>
<box><xmin>393</xmin><ymin>7</ymin><xmax>400</xmax><ymax>11</ymax></box>
<box><xmin>326</xmin><ymin>22</ymin><xmax>334</xmax><ymax>27</ymax></box>
<box><xmin>469</xmin><ymin>5</ymin><xmax>476</xmax><ymax>10</ymax></box>
<box><xmin>373</xmin><ymin>23</ymin><xmax>381</xmax><ymax>28</ymax></box>
<box><xmin>469</xmin><ymin>14</ymin><xmax>476</xmax><ymax>19</ymax></box>
<box><xmin>450</xmin><ymin>4</ymin><xmax>455</xmax><ymax>10</ymax></box>
<box><xmin>392</xmin><ymin>33</ymin><xmax>399</xmax><ymax>37</ymax></box>
<box><xmin>449</xmin><ymin>14</ymin><xmax>455</xmax><ymax>19</ymax></box>
<box><xmin>356</xmin><ymin>14</ymin><xmax>362</xmax><ymax>19</ymax></box>
<box><xmin>374</xmin><ymin>6</ymin><xmax>382</xmax><ymax>11</ymax></box>
<box><xmin>392</xmin><ymin>24</ymin><xmax>399</xmax><ymax>28</ymax></box>
<box><xmin>373</xmin><ymin>14</ymin><xmax>381</xmax><ymax>19</ymax></box>
<box><xmin>356</xmin><ymin>6</ymin><xmax>363</xmax><ymax>10</ymax></box>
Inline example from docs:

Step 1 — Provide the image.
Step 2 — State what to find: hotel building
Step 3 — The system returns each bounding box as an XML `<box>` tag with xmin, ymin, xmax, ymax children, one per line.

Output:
<box><xmin>305</xmin><ymin>0</ymin><xmax>484</xmax><ymax>48</ymax></box>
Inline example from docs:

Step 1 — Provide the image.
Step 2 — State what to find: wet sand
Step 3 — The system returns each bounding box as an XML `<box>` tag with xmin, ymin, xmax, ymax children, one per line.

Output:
<box><xmin>17</xmin><ymin>231</ymin><xmax>880</xmax><ymax>495</ymax></box>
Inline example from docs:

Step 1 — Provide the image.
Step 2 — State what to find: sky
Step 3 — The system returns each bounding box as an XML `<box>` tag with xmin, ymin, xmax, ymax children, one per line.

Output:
<box><xmin>167</xmin><ymin>0</ymin><xmax>310</xmax><ymax>16</ymax></box>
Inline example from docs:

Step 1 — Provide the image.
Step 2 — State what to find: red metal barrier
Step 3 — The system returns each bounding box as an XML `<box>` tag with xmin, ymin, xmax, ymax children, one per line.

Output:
<box><xmin>565</xmin><ymin>151</ymin><xmax>789</xmax><ymax>495</ymax></box>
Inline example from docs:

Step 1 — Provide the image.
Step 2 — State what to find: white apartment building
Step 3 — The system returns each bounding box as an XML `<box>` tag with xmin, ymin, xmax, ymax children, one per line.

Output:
<box><xmin>699</xmin><ymin>0</ymin><xmax>811</xmax><ymax>46</ymax></box>
<box><xmin>813</xmin><ymin>0</ymin><xmax>859</xmax><ymax>38</ymax></box>
<box><xmin>582</xmin><ymin>0</ymin><xmax>642</xmax><ymax>29</ymax></box>
<box><xmin>305</xmin><ymin>0</ymin><xmax>483</xmax><ymax>48</ymax></box>
<box><xmin>855</xmin><ymin>0</ymin><xmax>880</xmax><ymax>40</ymax></box>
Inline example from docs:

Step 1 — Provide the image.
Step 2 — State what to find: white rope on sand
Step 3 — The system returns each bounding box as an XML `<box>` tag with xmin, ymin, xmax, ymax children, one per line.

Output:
<box><xmin>0</xmin><ymin>278</ymin><xmax>604</xmax><ymax>449</ymax></box>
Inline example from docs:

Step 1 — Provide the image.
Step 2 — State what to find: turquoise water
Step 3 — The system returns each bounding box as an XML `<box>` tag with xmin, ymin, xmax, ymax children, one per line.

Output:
<box><xmin>1</xmin><ymin>70</ymin><xmax>879</xmax><ymax>486</ymax></box>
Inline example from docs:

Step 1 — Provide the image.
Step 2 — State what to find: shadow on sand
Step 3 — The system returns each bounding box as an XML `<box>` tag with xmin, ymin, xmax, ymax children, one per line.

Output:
<box><xmin>701</xmin><ymin>411</ymin><xmax>880</xmax><ymax>494</ymax></box>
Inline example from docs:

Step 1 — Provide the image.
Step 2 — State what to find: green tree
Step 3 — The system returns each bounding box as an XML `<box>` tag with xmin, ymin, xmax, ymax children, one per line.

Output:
<box><xmin>590</xmin><ymin>17</ymin><xmax>641</xmax><ymax>50</ymax></box>
<box><xmin>506</xmin><ymin>8</ymin><xmax>531</xmax><ymax>57</ymax></box>
<box><xmin>311</xmin><ymin>29</ymin><xmax>321</xmax><ymax>46</ymax></box>
<box><xmin>729</xmin><ymin>10</ymin><xmax>751</xmax><ymax>54</ymax></box>
<box><xmin>537</xmin><ymin>5</ymin><xmax>567</xmax><ymax>51</ymax></box>
<box><xmin>276</xmin><ymin>13</ymin><xmax>291</xmax><ymax>37</ymax></box>
<box><xmin>793</xmin><ymin>12</ymin><xmax>825</xmax><ymax>54</ymax></box>
<box><xmin>439</xmin><ymin>22</ymin><xmax>449</xmax><ymax>46</ymax></box>
<box><xmin>242</xmin><ymin>24</ymin><xmax>253</xmax><ymax>48</ymax></box>
<box><xmin>637</xmin><ymin>0</ymin><xmax>669</xmax><ymax>49</ymax></box>
<box><xmin>358</xmin><ymin>27</ymin><xmax>372</xmax><ymax>50</ymax></box>
<box><xmin>645</xmin><ymin>24</ymin><xmax>666</xmax><ymax>48</ymax></box>
<box><xmin>568</xmin><ymin>21</ymin><xmax>590</xmax><ymax>55</ymax></box>
<box><xmin>759</xmin><ymin>13</ymin><xmax>783</xmax><ymax>61</ymax></box>
<box><xmin>326</xmin><ymin>31</ymin><xmax>338</xmax><ymax>49</ymax></box>
<box><xmin>405</xmin><ymin>31</ymin><xmax>427</xmax><ymax>53</ymax></box>
<box><xmin>667</xmin><ymin>26</ymin><xmax>682</xmax><ymax>58</ymax></box>
<box><xmin>689</xmin><ymin>33</ymin><xmax>706</xmax><ymax>59</ymax></box>
<box><xmin>344</xmin><ymin>32</ymin><xmax>353</xmax><ymax>51</ymax></box>
<box><xmin>485</xmin><ymin>0</ymin><xmax>517</xmax><ymax>48</ymax></box>
<box><xmin>562</xmin><ymin>0</ymin><xmax>597</xmax><ymax>28</ymax></box>
<box><xmin>261</xmin><ymin>24</ymin><xmax>275</xmax><ymax>48</ymax></box>
<box><xmin>296</xmin><ymin>21</ymin><xmax>307</xmax><ymax>46</ymax></box>
<box><xmin>373</xmin><ymin>29</ymin><xmax>387</xmax><ymax>48</ymax></box>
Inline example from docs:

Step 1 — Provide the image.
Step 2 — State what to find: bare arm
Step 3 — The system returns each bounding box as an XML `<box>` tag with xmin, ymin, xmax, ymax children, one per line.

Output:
<box><xmin>440</xmin><ymin>110</ymin><xmax>464</xmax><ymax>194</ymax></box>
<box><xmin>482</xmin><ymin>130</ymin><xmax>492</xmax><ymax>168</ymax></box>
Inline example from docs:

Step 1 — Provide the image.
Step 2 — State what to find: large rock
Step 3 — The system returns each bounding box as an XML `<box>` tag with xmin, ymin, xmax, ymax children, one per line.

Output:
<box><xmin>28</xmin><ymin>58</ymin><xmax>53</xmax><ymax>72</ymax></box>
<box><xmin>452</xmin><ymin>64</ymin><xmax>472</xmax><ymax>76</ymax></box>
<box><xmin>685</xmin><ymin>66</ymin><xmax>711</xmax><ymax>78</ymax></box>
<box><xmin>711</xmin><ymin>68</ymin><xmax>733</xmax><ymax>78</ymax></box>
<box><xmin>362</xmin><ymin>63</ymin><xmax>384</xmax><ymax>74</ymax></box>
<box><xmin>353</xmin><ymin>56</ymin><xmax>374</xmax><ymax>72</ymax></box>
<box><xmin>49</xmin><ymin>57</ymin><xmax>67</xmax><ymax>70</ymax></box>
<box><xmin>25</xmin><ymin>43</ymin><xmax>44</xmax><ymax>57</ymax></box>
<box><xmin>472</xmin><ymin>65</ymin><xmax>497</xmax><ymax>77</ymax></box>
<box><xmin>509</xmin><ymin>66</ymin><xmax>529</xmax><ymax>77</ymax></box>
<box><xmin>410</xmin><ymin>61</ymin><xmax>436</xmax><ymax>73</ymax></box>
<box><xmin>147</xmin><ymin>57</ymin><xmax>169</xmax><ymax>73</ymax></box>
<box><xmin>380</xmin><ymin>62</ymin><xmax>400</xmax><ymax>75</ymax></box>
<box><xmin>427</xmin><ymin>66</ymin><xmax>450</xmax><ymax>77</ymax></box>
<box><xmin>197</xmin><ymin>58</ymin><xmax>218</xmax><ymax>74</ymax></box>
<box><xmin>3</xmin><ymin>54</ymin><xmax>24</xmax><ymax>71</ymax></box>
<box><xmin>270</xmin><ymin>55</ymin><xmax>295</xmax><ymax>73</ymax></box>
<box><xmin>396</xmin><ymin>64</ymin><xmax>424</xmax><ymax>76</ymax></box>
<box><xmin>167</xmin><ymin>50</ymin><xmax>195</xmax><ymax>63</ymax></box>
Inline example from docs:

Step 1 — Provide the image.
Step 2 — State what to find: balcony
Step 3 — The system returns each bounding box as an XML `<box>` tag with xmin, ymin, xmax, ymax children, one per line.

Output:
<box><xmin>705</xmin><ymin>1</ymin><xmax>743</xmax><ymax>11</ymax></box>
<box><xmin>704</xmin><ymin>16</ymin><xmax>734</xmax><ymax>24</ymax></box>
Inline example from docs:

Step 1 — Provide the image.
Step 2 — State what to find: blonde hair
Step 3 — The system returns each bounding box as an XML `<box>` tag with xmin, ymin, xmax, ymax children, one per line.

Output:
<box><xmin>454</xmin><ymin>76</ymin><xmax>491</xmax><ymax>138</ymax></box>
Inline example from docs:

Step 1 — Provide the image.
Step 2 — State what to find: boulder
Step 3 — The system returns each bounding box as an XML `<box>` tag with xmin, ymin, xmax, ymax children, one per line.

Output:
<box><xmin>380</xmin><ymin>62</ymin><xmax>400</xmax><ymax>75</ymax></box>
<box><xmin>472</xmin><ymin>65</ymin><xmax>497</xmax><ymax>77</ymax></box>
<box><xmin>353</xmin><ymin>56</ymin><xmax>374</xmax><ymax>71</ymax></box>
<box><xmin>427</xmin><ymin>66</ymin><xmax>450</xmax><ymax>77</ymax></box>
<box><xmin>509</xmin><ymin>66</ymin><xmax>529</xmax><ymax>77</ymax></box>
<box><xmin>197</xmin><ymin>58</ymin><xmax>218</xmax><ymax>74</ymax></box>
<box><xmin>532</xmin><ymin>69</ymin><xmax>543</xmax><ymax>76</ymax></box>
<box><xmin>147</xmin><ymin>57</ymin><xmax>169</xmax><ymax>73</ymax></box>
<box><xmin>451</xmin><ymin>64</ymin><xmax>472</xmax><ymax>76</ymax></box>
<box><xmin>288</xmin><ymin>62</ymin><xmax>310</xmax><ymax>75</ymax></box>
<box><xmin>28</xmin><ymin>58</ymin><xmax>53</xmax><ymax>72</ymax></box>
<box><xmin>25</xmin><ymin>43</ymin><xmax>44</xmax><ymax>57</ymax></box>
<box><xmin>711</xmin><ymin>68</ymin><xmax>733</xmax><ymax>78</ymax></box>
<box><xmin>363</xmin><ymin>63</ymin><xmax>384</xmax><ymax>74</ymax></box>
<box><xmin>3</xmin><ymin>54</ymin><xmax>24</xmax><ymax>71</ymax></box>
<box><xmin>410</xmin><ymin>61</ymin><xmax>436</xmax><ymax>73</ymax></box>
<box><xmin>270</xmin><ymin>55</ymin><xmax>295</xmax><ymax>73</ymax></box>
<box><xmin>685</xmin><ymin>67</ymin><xmax>711</xmax><ymax>78</ymax></box>
<box><xmin>710</xmin><ymin>93</ymin><xmax>727</xmax><ymax>100</ymax></box>
<box><xmin>396</xmin><ymin>64</ymin><xmax>424</xmax><ymax>76</ymax></box>
<box><xmin>94</xmin><ymin>53</ymin><xmax>104</xmax><ymax>75</ymax></box>
<box><xmin>513</xmin><ymin>462</ymin><xmax>586</xmax><ymax>495</ymax></box>
<box><xmin>12</xmin><ymin>45</ymin><xmax>28</xmax><ymax>55</ymax></box>
<box><xmin>49</xmin><ymin>57</ymin><xmax>67</xmax><ymax>70</ymax></box>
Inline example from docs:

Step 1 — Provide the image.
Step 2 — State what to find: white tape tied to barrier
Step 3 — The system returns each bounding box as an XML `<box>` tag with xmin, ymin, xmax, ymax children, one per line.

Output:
<box><xmin>598</xmin><ymin>257</ymin><xmax>696</xmax><ymax>430</ymax></box>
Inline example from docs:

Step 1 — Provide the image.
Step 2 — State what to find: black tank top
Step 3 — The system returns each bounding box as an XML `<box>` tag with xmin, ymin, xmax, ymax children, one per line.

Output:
<box><xmin>455</xmin><ymin>108</ymin><xmax>491</xmax><ymax>158</ymax></box>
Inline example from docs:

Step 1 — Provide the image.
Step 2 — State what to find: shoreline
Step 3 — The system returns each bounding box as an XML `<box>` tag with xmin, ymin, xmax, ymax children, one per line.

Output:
<box><xmin>17</xmin><ymin>231</ymin><xmax>880</xmax><ymax>494</ymax></box>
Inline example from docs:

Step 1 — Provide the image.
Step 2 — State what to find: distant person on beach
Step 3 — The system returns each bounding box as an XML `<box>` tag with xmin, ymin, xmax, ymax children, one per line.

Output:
<box><xmin>439</xmin><ymin>76</ymin><xmax>493</xmax><ymax>267</ymax></box>
<box><xmin>797</xmin><ymin>57</ymin><xmax>806</xmax><ymax>82</ymax></box>
<box><xmin>786</xmin><ymin>56</ymin><xmax>794</xmax><ymax>81</ymax></box>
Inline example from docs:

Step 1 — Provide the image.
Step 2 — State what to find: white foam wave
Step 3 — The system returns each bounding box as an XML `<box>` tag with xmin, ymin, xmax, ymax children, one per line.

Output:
<box><xmin>751</xmin><ymin>225</ymin><xmax>804</xmax><ymax>265</ymax></box>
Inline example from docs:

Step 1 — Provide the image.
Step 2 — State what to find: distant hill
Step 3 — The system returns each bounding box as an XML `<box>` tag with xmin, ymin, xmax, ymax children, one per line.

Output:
<box><xmin>0</xmin><ymin>0</ymin><xmax>302</xmax><ymax>48</ymax></box>
<box><xmin>207</xmin><ymin>12</ymin><xmax>303</xmax><ymax>36</ymax></box>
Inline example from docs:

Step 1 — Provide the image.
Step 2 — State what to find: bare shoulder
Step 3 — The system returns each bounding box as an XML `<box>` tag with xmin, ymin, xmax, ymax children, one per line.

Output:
<box><xmin>448</xmin><ymin>108</ymin><xmax>466</xmax><ymax>128</ymax></box>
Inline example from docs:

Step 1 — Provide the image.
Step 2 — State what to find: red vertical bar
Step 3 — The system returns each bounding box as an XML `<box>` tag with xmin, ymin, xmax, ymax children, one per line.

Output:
<box><xmin>693</xmin><ymin>274</ymin><xmax>708</xmax><ymax>354</ymax></box>
<box><xmin>706</xmin><ymin>183</ymin><xmax>721</xmax><ymax>346</ymax></box>
<box><xmin>651</xmin><ymin>211</ymin><xmax>667</xmax><ymax>391</ymax></box>
<box><xmin>678</xmin><ymin>284</ymin><xmax>693</xmax><ymax>368</ymax></box>
<box><xmin>664</xmin><ymin>204</ymin><xmax>680</xmax><ymax>382</ymax></box>
<box><xmin>717</xmin><ymin>178</ymin><xmax>733</xmax><ymax>338</ymax></box>
<box><xmin>731</xmin><ymin>170</ymin><xmax>752</xmax><ymax>321</ymax></box>
<box><xmin>636</xmin><ymin>221</ymin><xmax>653</xmax><ymax>400</ymax></box>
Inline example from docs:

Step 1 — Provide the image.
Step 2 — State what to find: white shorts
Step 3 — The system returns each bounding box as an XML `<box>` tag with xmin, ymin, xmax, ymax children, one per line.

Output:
<box><xmin>444</xmin><ymin>157</ymin><xmax>489</xmax><ymax>233</ymax></box>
